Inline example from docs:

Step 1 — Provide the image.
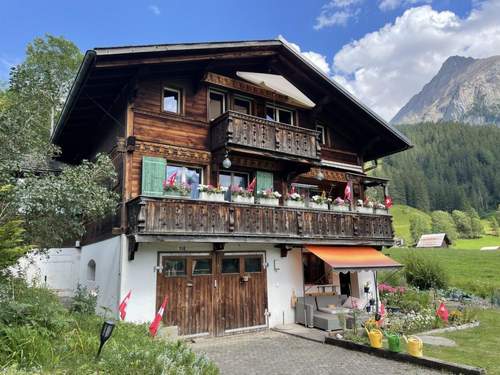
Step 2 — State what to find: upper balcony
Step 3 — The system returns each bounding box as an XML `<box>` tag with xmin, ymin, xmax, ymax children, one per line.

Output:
<box><xmin>126</xmin><ymin>196</ymin><xmax>394</xmax><ymax>251</ymax></box>
<box><xmin>210</xmin><ymin>111</ymin><xmax>321</xmax><ymax>164</ymax></box>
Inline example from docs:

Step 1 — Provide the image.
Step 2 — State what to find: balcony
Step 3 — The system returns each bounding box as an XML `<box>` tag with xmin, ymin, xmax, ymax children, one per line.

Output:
<box><xmin>126</xmin><ymin>196</ymin><xmax>394</xmax><ymax>247</ymax></box>
<box><xmin>210</xmin><ymin>111</ymin><xmax>321</xmax><ymax>163</ymax></box>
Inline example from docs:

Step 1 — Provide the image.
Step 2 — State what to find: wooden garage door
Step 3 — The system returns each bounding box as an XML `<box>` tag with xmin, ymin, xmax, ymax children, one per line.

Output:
<box><xmin>156</xmin><ymin>254</ymin><xmax>214</xmax><ymax>336</ymax></box>
<box><xmin>215</xmin><ymin>253</ymin><xmax>268</xmax><ymax>335</ymax></box>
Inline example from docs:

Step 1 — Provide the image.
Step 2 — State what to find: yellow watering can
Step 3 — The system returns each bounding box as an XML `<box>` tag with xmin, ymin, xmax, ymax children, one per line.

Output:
<box><xmin>365</xmin><ymin>328</ymin><xmax>383</xmax><ymax>349</ymax></box>
<box><xmin>404</xmin><ymin>335</ymin><xmax>423</xmax><ymax>357</ymax></box>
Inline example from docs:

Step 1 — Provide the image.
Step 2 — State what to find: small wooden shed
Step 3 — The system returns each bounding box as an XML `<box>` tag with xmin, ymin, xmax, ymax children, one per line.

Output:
<box><xmin>416</xmin><ymin>233</ymin><xmax>452</xmax><ymax>248</ymax></box>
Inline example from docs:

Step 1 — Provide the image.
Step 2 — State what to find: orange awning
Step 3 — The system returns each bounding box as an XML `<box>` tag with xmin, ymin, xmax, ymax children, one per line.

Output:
<box><xmin>306</xmin><ymin>246</ymin><xmax>402</xmax><ymax>273</ymax></box>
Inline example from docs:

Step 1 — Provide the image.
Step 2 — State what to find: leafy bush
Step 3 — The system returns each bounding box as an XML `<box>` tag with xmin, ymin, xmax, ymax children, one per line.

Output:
<box><xmin>70</xmin><ymin>284</ymin><xmax>97</xmax><ymax>315</ymax></box>
<box><xmin>403</xmin><ymin>252</ymin><xmax>449</xmax><ymax>290</ymax></box>
<box><xmin>0</xmin><ymin>277</ymin><xmax>218</xmax><ymax>374</ymax></box>
<box><xmin>379</xmin><ymin>285</ymin><xmax>432</xmax><ymax>313</ymax></box>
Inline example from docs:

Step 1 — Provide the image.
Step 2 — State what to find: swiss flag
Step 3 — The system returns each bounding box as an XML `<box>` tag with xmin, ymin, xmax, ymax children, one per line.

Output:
<box><xmin>166</xmin><ymin>171</ymin><xmax>177</xmax><ymax>186</ymax></box>
<box><xmin>247</xmin><ymin>177</ymin><xmax>256</xmax><ymax>192</ymax></box>
<box><xmin>344</xmin><ymin>182</ymin><xmax>352</xmax><ymax>202</ymax></box>
<box><xmin>118</xmin><ymin>290</ymin><xmax>132</xmax><ymax>321</ymax></box>
<box><xmin>437</xmin><ymin>302</ymin><xmax>449</xmax><ymax>322</ymax></box>
<box><xmin>149</xmin><ymin>296</ymin><xmax>168</xmax><ymax>337</ymax></box>
<box><xmin>384</xmin><ymin>196</ymin><xmax>393</xmax><ymax>209</ymax></box>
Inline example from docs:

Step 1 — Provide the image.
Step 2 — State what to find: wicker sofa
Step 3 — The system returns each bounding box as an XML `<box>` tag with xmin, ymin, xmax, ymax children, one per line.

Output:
<box><xmin>295</xmin><ymin>295</ymin><xmax>351</xmax><ymax>331</ymax></box>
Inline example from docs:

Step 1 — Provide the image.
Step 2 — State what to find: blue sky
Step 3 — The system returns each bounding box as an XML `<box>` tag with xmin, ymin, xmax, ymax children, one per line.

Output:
<box><xmin>2</xmin><ymin>0</ymin><xmax>497</xmax><ymax>120</ymax></box>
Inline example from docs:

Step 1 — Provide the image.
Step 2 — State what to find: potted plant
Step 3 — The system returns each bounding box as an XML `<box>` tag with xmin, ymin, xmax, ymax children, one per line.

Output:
<box><xmin>256</xmin><ymin>189</ymin><xmax>281</xmax><ymax>206</ymax></box>
<box><xmin>374</xmin><ymin>202</ymin><xmax>389</xmax><ymax>215</ymax></box>
<box><xmin>284</xmin><ymin>189</ymin><xmax>305</xmax><ymax>208</ymax></box>
<box><xmin>231</xmin><ymin>185</ymin><xmax>254</xmax><ymax>204</ymax></box>
<box><xmin>163</xmin><ymin>180</ymin><xmax>191</xmax><ymax>197</ymax></box>
<box><xmin>309</xmin><ymin>192</ymin><xmax>331</xmax><ymax>210</ymax></box>
<box><xmin>331</xmin><ymin>197</ymin><xmax>349</xmax><ymax>212</ymax></box>
<box><xmin>356</xmin><ymin>199</ymin><xmax>373</xmax><ymax>214</ymax></box>
<box><xmin>198</xmin><ymin>184</ymin><xmax>227</xmax><ymax>202</ymax></box>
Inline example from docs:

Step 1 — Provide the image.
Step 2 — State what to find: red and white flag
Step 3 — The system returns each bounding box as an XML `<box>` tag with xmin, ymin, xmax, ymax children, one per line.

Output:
<box><xmin>384</xmin><ymin>196</ymin><xmax>393</xmax><ymax>209</ymax></box>
<box><xmin>149</xmin><ymin>296</ymin><xmax>168</xmax><ymax>337</ymax></box>
<box><xmin>247</xmin><ymin>177</ymin><xmax>256</xmax><ymax>192</ymax></box>
<box><xmin>118</xmin><ymin>290</ymin><xmax>132</xmax><ymax>321</ymax></box>
<box><xmin>344</xmin><ymin>182</ymin><xmax>352</xmax><ymax>202</ymax></box>
<box><xmin>166</xmin><ymin>171</ymin><xmax>177</xmax><ymax>186</ymax></box>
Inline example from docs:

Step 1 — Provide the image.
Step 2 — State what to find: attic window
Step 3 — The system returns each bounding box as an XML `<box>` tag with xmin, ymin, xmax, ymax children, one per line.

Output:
<box><xmin>163</xmin><ymin>87</ymin><xmax>181</xmax><ymax>114</ymax></box>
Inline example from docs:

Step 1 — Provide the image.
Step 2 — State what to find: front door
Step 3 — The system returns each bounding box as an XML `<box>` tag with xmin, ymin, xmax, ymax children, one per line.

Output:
<box><xmin>156</xmin><ymin>252</ymin><xmax>267</xmax><ymax>336</ymax></box>
<box><xmin>215</xmin><ymin>252</ymin><xmax>268</xmax><ymax>335</ymax></box>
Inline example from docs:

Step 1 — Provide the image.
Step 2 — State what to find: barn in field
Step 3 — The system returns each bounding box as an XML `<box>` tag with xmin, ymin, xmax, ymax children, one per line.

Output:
<box><xmin>416</xmin><ymin>233</ymin><xmax>452</xmax><ymax>248</ymax></box>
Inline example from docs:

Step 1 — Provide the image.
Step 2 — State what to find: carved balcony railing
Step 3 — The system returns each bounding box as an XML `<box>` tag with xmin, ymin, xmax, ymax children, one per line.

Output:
<box><xmin>210</xmin><ymin>111</ymin><xmax>321</xmax><ymax>163</ymax></box>
<box><xmin>127</xmin><ymin>196</ymin><xmax>394</xmax><ymax>246</ymax></box>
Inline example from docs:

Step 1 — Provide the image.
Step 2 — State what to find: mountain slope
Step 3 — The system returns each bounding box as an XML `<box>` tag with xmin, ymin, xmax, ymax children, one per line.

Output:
<box><xmin>391</xmin><ymin>55</ymin><xmax>500</xmax><ymax>126</ymax></box>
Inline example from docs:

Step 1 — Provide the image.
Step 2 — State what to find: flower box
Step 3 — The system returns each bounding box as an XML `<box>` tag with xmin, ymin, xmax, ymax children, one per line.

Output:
<box><xmin>164</xmin><ymin>191</ymin><xmax>190</xmax><ymax>198</ymax></box>
<box><xmin>375</xmin><ymin>208</ymin><xmax>389</xmax><ymax>215</ymax></box>
<box><xmin>356</xmin><ymin>207</ymin><xmax>374</xmax><ymax>214</ymax></box>
<box><xmin>309</xmin><ymin>202</ymin><xmax>329</xmax><ymax>210</ymax></box>
<box><xmin>284</xmin><ymin>200</ymin><xmax>305</xmax><ymax>208</ymax></box>
<box><xmin>232</xmin><ymin>195</ymin><xmax>254</xmax><ymax>204</ymax></box>
<box><xmin>332</xmin><ymin>205</ymin><xmax>349</xmax><ymax>212</ymax></box>
<box><xmin>199</xmin><ymin>192</ymin><xmax>225</xmax><ymax>202</ymax></box>
<box><xmin>257</xmin><ymin>197</ymin><xmax>279</xmax><ymax>206</ymax></box>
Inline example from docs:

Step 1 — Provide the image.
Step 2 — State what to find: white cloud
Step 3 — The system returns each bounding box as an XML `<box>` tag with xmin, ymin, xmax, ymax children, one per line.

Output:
<box><xmin>148</xmin><ymin>5</ymin><xmax>161</xmax><ymax>15</ymax></box>
<box><xmin>378</xmin><ymin>0</ymin><xmax>432</xmax><ymax>12</ymax></box>
<box><xmin>332</xmin><ymin>2</ymin><xmax>500</xmax><ymax>121</ymax></box>
<box><xmin>280</xmin><ymin>37</ymin><xmax>331</xmax><ymax>75</ymax></box>
<box><xmin>314</xmin><ymin>0</ymin><xmax>362</xmax><ymax>29</ymax></box>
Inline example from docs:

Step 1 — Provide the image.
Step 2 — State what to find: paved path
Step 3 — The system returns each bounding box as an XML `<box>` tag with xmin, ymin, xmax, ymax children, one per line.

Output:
<box><xmin>191</xmin><ymin>330</ymin><xmax>444</xmax><ymax>375</ymax></box>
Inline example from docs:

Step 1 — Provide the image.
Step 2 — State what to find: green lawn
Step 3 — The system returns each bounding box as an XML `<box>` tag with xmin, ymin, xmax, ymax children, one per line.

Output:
<box><xmin>425</xmin><ymin>309</ymin><xmax>500</xmax><ymax>374</ymax></box>
<box><xmin>383</xmin><ymin>247</ymin><xmax>500</xmax><ymax>297</ymax></box>
<box><xmin>389</xmin><ymin>204</ymin><xmax>431</xmax><ymax>245</ymax></box>
<box><xmin>453</xmin><ymin>235</ymin><xmax>500</xmax><ymax>250</ymax></box>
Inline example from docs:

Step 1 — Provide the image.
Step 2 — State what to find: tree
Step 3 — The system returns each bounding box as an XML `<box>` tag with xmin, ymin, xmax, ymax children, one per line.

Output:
<box><xmin>467</xmin><ymin>208</ymin><xmax>484</xmax><ymax>238</ymax></box>
<box><xmin>451</xmin><ymin>210</ymin><xmax>472</xmax><ymax>239</ymax></box>
<box><xmin>0</xmin><ymin>35</ymin><xmax>118</xmax><ymax>268</ymax></box>
<box><xmin>409</xmin><ymin>214</ymin><xmax>431</xmax><ymax>245</ymax></box>
<box><xmin>431</xmin><ymin>210</ymin><xmax>458</xmax><ymax>241</ymax></box>
<box><xmin>490</xmin><ymin>217</ymin><xmax>499</xmax><ymax>237</ymax></box>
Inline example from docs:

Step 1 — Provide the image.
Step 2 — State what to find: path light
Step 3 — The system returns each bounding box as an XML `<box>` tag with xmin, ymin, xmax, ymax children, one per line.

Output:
<box><xmin>222</xmin><ymin>152</ymin><xmax>232</xmax><ymax>169</ymax></box>
<box><xmin>96</xmin><ymin>320</ymin><xmax>116</xmax><ymax>359</ymax></box>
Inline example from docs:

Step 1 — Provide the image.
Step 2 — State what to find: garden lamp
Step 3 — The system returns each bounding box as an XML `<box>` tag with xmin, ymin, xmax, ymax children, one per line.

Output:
<box><xmin>96</xmin><ymin>320</ymin><xmax>116</xmax><ymax>359</ymax></box>
<box><xmin>222</xmin><ymin>152</ymin><xmax>232</xmax><ymax>169</ymax></box>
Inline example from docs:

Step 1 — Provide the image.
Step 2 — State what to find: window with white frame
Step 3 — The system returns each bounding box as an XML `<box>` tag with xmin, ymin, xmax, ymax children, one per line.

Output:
<box><xmin>316</xmin><ymin>124</ymin><xmax>327</xmax><ymax>145</ymax></box>
<box><xmin>209</xmin><ymin>89</ymin><xmax>226</xmax><ymax>120</ymax></box>
<box><xmin>265</xmin><ymin>104</ymin><xmax>294</xmax><ymax>125</ymax></box>
<box><xmin>163</xmin><ymin>87</ymin><xmax>182</xmax><ymax>114</ymax></box>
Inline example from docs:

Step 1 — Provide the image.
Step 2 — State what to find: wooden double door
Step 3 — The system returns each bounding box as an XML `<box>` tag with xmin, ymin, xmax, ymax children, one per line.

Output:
<box><xmin>156</xmin><ymin>252</ymin><xmax>267</xmax><ymax>337</ymax></box>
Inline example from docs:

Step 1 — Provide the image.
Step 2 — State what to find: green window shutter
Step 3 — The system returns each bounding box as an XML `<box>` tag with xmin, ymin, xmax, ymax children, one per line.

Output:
<box><xmin>141</xmin><ymin>156</ymin><xmax>166</xmax><ymax>197</ymax></box>
<box><xmin>256</xmin><ymin>171</ymin><xmax>274</xmax><ymax>192</ymax></box>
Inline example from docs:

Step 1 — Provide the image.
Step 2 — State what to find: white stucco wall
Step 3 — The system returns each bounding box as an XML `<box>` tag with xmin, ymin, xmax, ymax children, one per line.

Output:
<box><xmin>79</xmin><ymin>236</ymin><xmax>122</xmax><ymax>316</ymax></box>
<box><xmin>14</xmin><ymin>248</ymin><xmax>81</xmax><ymax>297</ymax></box>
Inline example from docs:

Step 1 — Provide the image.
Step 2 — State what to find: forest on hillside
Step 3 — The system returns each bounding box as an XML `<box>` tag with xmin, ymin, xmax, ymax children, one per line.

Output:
<box><xmin>374</xmin><ymin>122</ymin><xmax>500</xmax><ymax>214</ymax></box>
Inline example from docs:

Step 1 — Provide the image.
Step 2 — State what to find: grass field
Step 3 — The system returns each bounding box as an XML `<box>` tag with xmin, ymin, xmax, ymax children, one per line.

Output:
<box><xmin>383</xmin><ymin>247</ymin><xmax>500</xmax><ymax>297</ymax></box>
<box><xmin>389</xmin><ymin>204</ymin><xmax>431</xmax><ymax>245</ymax></box>
<box><xmin>453</xmin><ymin>235</ymin><xmax>500</xmax><ymax>249</ymax></box>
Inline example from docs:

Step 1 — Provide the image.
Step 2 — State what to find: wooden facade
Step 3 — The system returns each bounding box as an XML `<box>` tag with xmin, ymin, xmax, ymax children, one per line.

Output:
<box><xmin>53</xmin><ymin>40</ymin><xmax>411</xmax><ymax>337</ymax></box>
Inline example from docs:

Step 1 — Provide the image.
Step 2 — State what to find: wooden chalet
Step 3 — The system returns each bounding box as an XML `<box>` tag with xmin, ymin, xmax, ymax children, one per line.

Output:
<box><xmin>51</xmin><ymin>39</ymin><xmax>411</xmax><ymax>337</ymax></box>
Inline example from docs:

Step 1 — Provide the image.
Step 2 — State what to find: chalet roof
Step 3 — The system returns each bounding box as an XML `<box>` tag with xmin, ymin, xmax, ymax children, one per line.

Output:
<box><xmin>52</xmin><ymin>38</ymin><xmax>412</xmax><ymax>163</ymax></box>
<box><xmin>416</xmin><ymin>233</ymin><xmax>452</xmax><ymax>248</ymax></box>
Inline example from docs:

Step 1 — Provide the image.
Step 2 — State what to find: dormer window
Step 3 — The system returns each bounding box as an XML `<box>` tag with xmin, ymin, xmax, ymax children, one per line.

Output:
<box><xmin>265</xmin><ymin>104</ymin><xmax>294</xmax><ymax>125</ymax></box>
<box><xmin>163</xmin><ymin>87</ymin><xmax>182</xmax><ymax>114</ymax></box>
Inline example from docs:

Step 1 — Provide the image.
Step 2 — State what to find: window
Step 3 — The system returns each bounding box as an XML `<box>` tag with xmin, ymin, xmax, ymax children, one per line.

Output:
<box><xmin>233</xmin><ymin>96</ymin><xmax>251</xmax><ymax>114</ymax></box>
<box><xmin>265</xmin><ymin>105</ymin><xmax>294</xmax><ymax>125</ymax></box>
<box><xmin>221</xmin><ymin>258</ymin><xmax>240</xmax><ymax>274</ymax></box>
<box><xmin>192</xmin><ymin>258</ymin><xmax>212</xmax><ymax>275</ymax></box>
<box><xmin>87</xmin><ymin>260</ymin><xmax>96</xmax><ymax>281</ymax></box>
<box><xmin>219</xmin><ymin>171</ymin><xmax>249</xmax><ymax>200</ymax></box>
<box><xmin>166</xmin><ymin>164</ymin><xmax>202</xmax><ymax>199</ymax></box>
<box><xmin>316</xmin><ymin>124</ymin><xmax>326</xmax><ymax>145</ymax></box>
<box><xmin>163</xmin><ymin>258</ymin><xmax>186</xmax><ymax>277</ymax></box>
<box><xmin>163</xmin><ymin>87</ymin><xmax>181</xmax><ymax>114</ymax></box>
<box><xmin>209</xmin><ymin>90</ymin><xmax>226</xmax><ymax>120</ymax></box>
<box><xmin>244</xmin><ymin>257</ymin><xmax>262</xmax><ymax>273</ymax></box>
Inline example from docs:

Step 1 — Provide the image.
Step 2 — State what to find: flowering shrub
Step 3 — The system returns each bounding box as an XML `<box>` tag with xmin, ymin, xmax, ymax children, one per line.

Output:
<box><xmin>379</xmin><ymin>285</ymin><xmax>431</xmax><ymax>313</ymax></box>
<box><xmin>385</xmin><ymin>308</ymin><xmax>438</xmax><ymax>334</ymax></box>
<box><xmin>311</xmin><ymin>193</ymin><xmax>332</xmax><ymax>205</ymax></box>
<box><xmin>286</xmin><ymin>192</ymin><xmax>304</xmax><ymax>202</ymax></box>
<box><xmin>333</xmin><ymin>197</ymin><xmax>345</xmax><ymax>206</ymax></box>
<box><xmin>257</xmin><ymin>189</ymin><xmax>282</xmax><ymax>199</ymax></box>
<box><xmin>198</xmin><ymin>184</ymin><xmax>227</xmax><ymax>194</ymax></box>
<box><xmin>230</xmin><ymin>185</ymin><xmax>253</xmax><ymax>198</ymax></box>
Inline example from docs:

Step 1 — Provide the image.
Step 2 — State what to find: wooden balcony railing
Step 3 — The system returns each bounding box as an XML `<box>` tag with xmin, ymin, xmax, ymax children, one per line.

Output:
<box><xmin>210</xmin><ymin>111</ymin><xmax>321</xmax><ymax>162</ymax></box>
<box><xmin>127</xmin><ymin>197</ymin><xmax>394</xmax><ymax>246</ymax></box>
